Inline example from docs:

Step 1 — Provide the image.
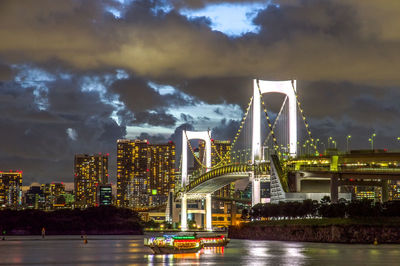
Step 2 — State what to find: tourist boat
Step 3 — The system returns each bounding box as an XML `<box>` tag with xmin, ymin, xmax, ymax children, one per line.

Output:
<box><xmin>144</xmin><ymin>235</ymin><xmax>229</xmax><ymax>254</ymax></box>
<box><xmin>199</xmin><ymin>235</ymin><xmax>230</xmax><ymax>247</ymax></box>
<box><xmin>144</xmin><ymin>235</ymin><xmax>203</xmax><ymax>254</ymax></box>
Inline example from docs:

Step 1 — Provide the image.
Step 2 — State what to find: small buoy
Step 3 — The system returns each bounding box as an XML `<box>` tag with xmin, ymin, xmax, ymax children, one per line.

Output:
<box><xmin>83</xmin><ymin>234</ymin><xmax>88</xmax><ymax>244</ymax></box>
<box><xmin>374</xmin><ymin>238</ymin><xmax>378</xmax><ymax>245</ymax></box>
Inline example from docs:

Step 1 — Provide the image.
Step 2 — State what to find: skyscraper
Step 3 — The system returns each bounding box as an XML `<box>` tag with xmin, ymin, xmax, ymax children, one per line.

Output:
<box><xmin>74</xmin><ymin>154</ymin><xmax>108</xmax><ymax>208</ymax></box>
<box><xmin>117</xmin><ymin>139</ymin><xmax>175</xmax><ymax>208</ymax></box>
<box><xmin>117</xmin><ymin>140</ymin><xmax>149</xmax><ymax>207</ymax></box>
<box><xmin>0</xmin><ymin>171</ymin><xmax>23</xmax><ymax>209</ymax></box>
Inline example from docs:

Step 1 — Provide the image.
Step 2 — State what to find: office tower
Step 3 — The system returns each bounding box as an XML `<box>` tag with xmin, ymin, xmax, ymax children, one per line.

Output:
<box><xmin>117</xmin><ymin>139</ymin><xmax>175</xmax><ymax>208</ymax></box>
<box><xmin>0</xmin><ymin>171</ymin><xmax>22</xmax><ymax>209</ymax></box>
<box><xmin>98</xmin><ymin>184</ymin><xmax>112</xmax><ymax>206</ymax></box>
<box><xmin>74</xmin><ymin>154</ymin><xmax>108</xmax><ymax>208</ymax></box>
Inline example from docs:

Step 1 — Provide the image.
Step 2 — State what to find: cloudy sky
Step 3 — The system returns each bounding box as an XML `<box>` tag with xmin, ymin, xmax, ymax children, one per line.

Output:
<box><xmin>1</xmin><ymin>0</ymin><xmax>400</xmax><ymax>184</ymax></box>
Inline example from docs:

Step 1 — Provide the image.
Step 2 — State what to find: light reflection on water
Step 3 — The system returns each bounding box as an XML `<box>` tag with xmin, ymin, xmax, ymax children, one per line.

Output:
<box><xmin>0</xmin><ymin>235</ymin><xmax>399</xmax><ymax>265</ymax></box>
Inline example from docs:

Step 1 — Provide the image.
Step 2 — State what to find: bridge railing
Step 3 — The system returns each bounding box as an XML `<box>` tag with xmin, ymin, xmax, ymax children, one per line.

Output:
<box><xmin>185</xmin><ymin>162</ymin><xmax>270</xmax><ymax>192</ymax></box>
<box><xmin>286</xmin><ymin>164</ymin><xmax>400</xmax><ymax>173</ymax></box>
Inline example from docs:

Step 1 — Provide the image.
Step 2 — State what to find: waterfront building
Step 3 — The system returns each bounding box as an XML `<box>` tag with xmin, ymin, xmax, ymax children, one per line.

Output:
<box><xmin>98</xmin><ymin>184</ymin><xmax>112</xmax><ymax>206</ymax></box>
<box><xmin>25</xmin><ymin>186</ymin><xmax>45</xmax><ymax>209</ymax></box>
<box><xmin>148</xmin><ymin>142</ymin><xmax>176</xmax><ymax>206</ymax></box>
<box><xmin>0</xmin><ymin>171</ymin><xmax>22</xmax><ymax>209</ymax></box>
<box><xmin>117</xmin><ymin>139</ymin><xmax>175</xmax><ymax>208</ymax></box>
<box><xmin>41</xmin><ymin>183</ymin><xmax>66</xmax><ymax>209</ymax></box>
<box><xmin>74</xmin><ymin>154</ymin><xmax>108</xmax><ymax>208</ymax></box>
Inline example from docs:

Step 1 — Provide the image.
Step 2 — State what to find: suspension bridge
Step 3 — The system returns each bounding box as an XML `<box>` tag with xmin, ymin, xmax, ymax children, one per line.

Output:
<box><xmin>171</xmin><ymin>79</ymin><xmax>400</xmax><ymax>231</ymax></box>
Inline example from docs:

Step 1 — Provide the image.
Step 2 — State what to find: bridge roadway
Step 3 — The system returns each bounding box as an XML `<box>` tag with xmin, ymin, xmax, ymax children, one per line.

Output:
<box><xmin>181</xmin><ymin>152</ymin><xmax>400</xmax><ymax>199</ymax></box>
<box><xmin>185</xmin><ymin>162</ymin><xmax>270</xmax><ymax>194</ymax></box>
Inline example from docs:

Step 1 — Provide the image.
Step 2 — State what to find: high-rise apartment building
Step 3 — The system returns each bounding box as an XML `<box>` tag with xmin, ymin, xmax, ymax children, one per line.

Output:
<box><xmin>74</xmin><ymin>154</ymin><xmax>108</xmax><ymax>208</ymax></box>
<box><xmin>117</xmin><ymin>139</ymin><xmax>175</xmax><ymax>208</ymax></box>
<box><xmin>0</xmin><ymin>171</ymin><xmax>23</xmax><ymax>209</ymax></box>
<box><xmin>148</xmin><ymin>142</ymin><xmax>176</xmax><ymax>206</ymax></box>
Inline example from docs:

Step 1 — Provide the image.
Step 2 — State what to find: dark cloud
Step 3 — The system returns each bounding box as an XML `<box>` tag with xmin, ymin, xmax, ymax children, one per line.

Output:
<box><xmin>180</xmin><ymin>113</ymin><xmax>194</xmax><ymax>122</ymax></box>
<box><xmin>0</xmin><ymin>0</ymin><xmax>399</xmax><ymax>183</ymax></box>
<box><xmin>0</xmin><ymin>64</ymin><xmax>13</xmax><ymax>81</ymax></box>
<box><xmin>1</xmin><ymin>0</ymin><xmax>399</xmax><ymax>86</ymax></box>
<box><xmin>212</xmin><ymin>118</ymin><xmax>240</xmax><ymax>141</ymax></box>
<box><xmin>0</xmin><ymin>69</ymin><xmax>126</xmax><ymax>184</ymax></box>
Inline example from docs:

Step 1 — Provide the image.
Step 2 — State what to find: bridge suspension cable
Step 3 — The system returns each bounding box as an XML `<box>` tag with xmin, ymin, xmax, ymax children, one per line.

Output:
<box><xmin>263</xmin><ymin>95</ymin><xmax>288</xmax><ymax>147</ymax></box>
<box><xmin>207</xmin><ymin>131</ymin><xmax>229</xmax><ymax>165</ymax></box>
<box><xmin>256</xmin><ymin>79</ymin><xmax>280</xmax><ymax>154</ymax></box>
<box><xmin>218</xmin><ymin>96</ymin><xmax>254</xmax><ymax>165</ymax></box>
<box><xmin>291</xmin><ymin>81</ymin><xmax>318</xmax><ymax>153</ymax></box>
<box><xmin>184</xmin><ymin>130</ymin><xmax>210</xmax><ymax>169</ymax></box>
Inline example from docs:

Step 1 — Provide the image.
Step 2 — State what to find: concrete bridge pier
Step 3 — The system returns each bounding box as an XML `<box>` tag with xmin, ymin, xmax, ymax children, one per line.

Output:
<box><xmin>206</xmin><ymin>193</ymin><xmax>212</xmax><ymax>231</ymax></box>
<box><xmin>382</xmin><ymin>180</ymin><xmax>389</xmax><ymax>203</ymax></box>
<box><xmin>252</xmin><ymin>177</ymin><xmax>261</xmax><ymax>206</ymax></box>
<box><xmin>181</xmin><ymin>193</ymin><xmax>188</xmax><ymax>231</ymax></box>
<box><xmin>330</xmin><ymin>174</ymin><xmax>339</xmax><ymax>203</ymax></box>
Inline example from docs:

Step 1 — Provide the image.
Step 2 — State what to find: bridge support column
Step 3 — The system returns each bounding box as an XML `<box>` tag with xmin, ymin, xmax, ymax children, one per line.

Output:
<box><xmin>382</xmin><ymin>180</ymin><xmax>389</xmax><ymax>203</ymax></box>
<box><xmin>181</xmin><ymin>193</ymin><xmax>188</xmax><ymax>231</ymax></box>
<box><xmin>252</xmin><ymin>177</ymin><xmax>261</xmax><ymax>206</ymax></box>
<box><xmin>330</xmin><ymin>175</ymin><xmax>339</xmax><ymax>203</ymax></box>
<box><xmin>205</xmin><ymin>194</ymin><xmax>212</xmax><ymax>231</ymax></box>
<box><xmin>296</xmin><ymin>173</ymin><xmax>302</xmax><ymax>192</ymax></box>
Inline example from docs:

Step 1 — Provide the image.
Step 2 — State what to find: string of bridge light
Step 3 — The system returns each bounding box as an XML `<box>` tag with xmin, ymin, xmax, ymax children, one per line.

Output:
<box><xmin>207</xmin><ymin>130</ymin><xmax>229</xmax><ymax>164</ymax></box>
<box><xmin>218</xmin><ymin>96</ymin><xmax>254</xmax><ymax>165</ymax></box>
<box><xmin>291</xmin><ymin>81</ymin><xmax>318</xmax><ymax>153</ymax></box>
<box><xmin>184</xmin><ymin>131</ymin><xmax>210</xmax><ymax>169</ymax></box>
<box><xmin>257</xmin><ymin>79</ymin><xmax>280</xmax><ymax>154</ymax></box>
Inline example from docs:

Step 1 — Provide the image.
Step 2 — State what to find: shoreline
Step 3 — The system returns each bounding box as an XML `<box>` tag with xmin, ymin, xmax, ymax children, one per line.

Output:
<box><xmin>228</xmin><ymin>218</ymin><xmax>400</xmax><ymax>244</ymax></box>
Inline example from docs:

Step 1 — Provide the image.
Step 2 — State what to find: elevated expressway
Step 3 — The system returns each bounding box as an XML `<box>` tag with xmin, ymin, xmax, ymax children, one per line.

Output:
<box><xmin>280</xmin><ymin>152</ymin><xmax>400</xmax><ymax>203</ymax></box>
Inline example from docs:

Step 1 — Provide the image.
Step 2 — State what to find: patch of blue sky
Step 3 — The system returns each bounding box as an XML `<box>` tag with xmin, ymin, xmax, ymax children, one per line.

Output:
<box><xmin>180</xmin><ymin>2</ymin><xmax>268</xmax><ymax>37</ymax></box>
<box><xmin>143</xmin><ymin>81</ymin><xmax>243</xmax><ymax>135</ymax></box>
<box><xmin>170</xmin><ymin>102</ymin><xmax>242</xmax><ymax>130</ymax></box>
<box><xmin>125</xmin><ymin>101</ymin><xmax>243</xmax><ymax>139</ymax></box>
<box><xmin>106</xmin><ymin>0</ymin><xmax>136</xmax><ymax>19</ymax></box>
<box><xmin>126</xmin><ymin>125</ymin><xmax>173</xmax><ymax>139</ymax></box>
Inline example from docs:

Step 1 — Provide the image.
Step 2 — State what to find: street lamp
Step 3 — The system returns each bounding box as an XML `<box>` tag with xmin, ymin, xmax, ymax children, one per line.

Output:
<box><xmin>369</xmin><ymin>133</ymin><xmax>376</xmax><ymax>150</ymax></box>
<box><xmin>328</xmin><ymin>137</ymin><xmax>333</xmax><ymax>149</ymax></box>
<box><xmin>346</xmin><ymin>135</ymin><xmax>351</xmax><ymax>153</ymax></box>
<box><xmin>332</xmin><ymin>140</ymin><xmax>337</xmax><ymax>149</ymax></box>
